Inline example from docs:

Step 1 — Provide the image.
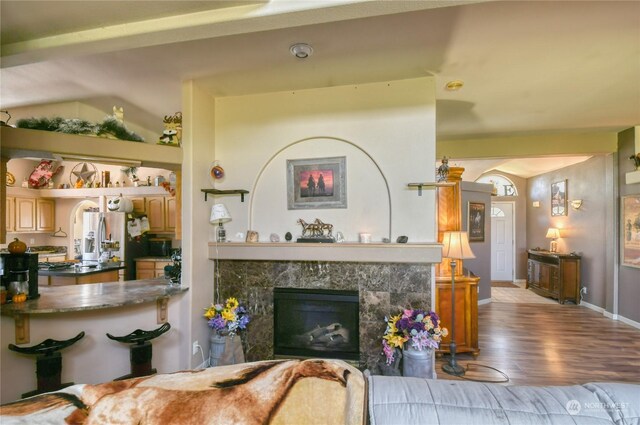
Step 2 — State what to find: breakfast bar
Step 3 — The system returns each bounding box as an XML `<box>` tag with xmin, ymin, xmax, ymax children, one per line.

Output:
<box><xmin>0</xmin><ymin>278</ymin><xmax>189</xmax><ymax>402</ymax></box>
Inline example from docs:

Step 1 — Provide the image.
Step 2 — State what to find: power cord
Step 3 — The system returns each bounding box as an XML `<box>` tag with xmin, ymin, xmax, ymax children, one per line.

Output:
<box><xmin>455</xmin><ymin>362</ymin><xmax>510</xmax><ymax>383</ymax></box>
<box><xmin>194</xmin><ymin>343</ymin><xmax>209</xmax><ymax>368</ymax></box>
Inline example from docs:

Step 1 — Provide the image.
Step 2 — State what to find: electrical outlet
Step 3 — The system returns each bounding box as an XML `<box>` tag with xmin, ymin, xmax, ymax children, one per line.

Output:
<box><xmin>192</xmin><ymin>341</ymin><xmax>199</xmax><ymax>355</ymax></box>
<box><xmin>29</xmin><ymin>238</ymin><xmax>35</xmax><ymax>244</ymax></box>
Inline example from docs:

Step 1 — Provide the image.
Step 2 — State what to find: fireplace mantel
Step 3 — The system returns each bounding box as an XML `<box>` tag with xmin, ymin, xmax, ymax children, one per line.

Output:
<box><xmin>208</xmin><ymin>242</ymin><xmax>442</xmax><ymax>263</ymax></box>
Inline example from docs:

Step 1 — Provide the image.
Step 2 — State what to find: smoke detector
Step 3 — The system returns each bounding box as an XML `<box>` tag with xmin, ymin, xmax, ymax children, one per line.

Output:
<box><xmin>290</xmin><ymin>43</ymin><xmax>313</xmax><ymax>59</ymax></box>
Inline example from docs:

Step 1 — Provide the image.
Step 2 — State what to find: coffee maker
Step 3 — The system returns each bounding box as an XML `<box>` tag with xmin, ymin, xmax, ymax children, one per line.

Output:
<box><xmin>0</xmin><ymin>253</ymin><xmax>39</xmax><ymax>300</ymax></box>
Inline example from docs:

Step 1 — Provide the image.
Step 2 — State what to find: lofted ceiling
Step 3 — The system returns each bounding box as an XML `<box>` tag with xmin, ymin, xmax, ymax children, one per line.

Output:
<box><xmin>1</xmin><ymin>0</ymin><xmax>639</xmax><ymax>150</ymax></box>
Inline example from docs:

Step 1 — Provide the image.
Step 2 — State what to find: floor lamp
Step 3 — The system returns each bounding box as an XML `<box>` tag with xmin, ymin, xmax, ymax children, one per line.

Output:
<box><xmin>441</xmin><ymin>231</ymin><xmax>475</xmax><ymax>377</ymax></box>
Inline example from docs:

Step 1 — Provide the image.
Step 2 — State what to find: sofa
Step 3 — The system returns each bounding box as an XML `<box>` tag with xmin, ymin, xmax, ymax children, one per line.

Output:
<box><xmin>368</xmin><ymin>375</ymin><xmax>640</xmax><ymax>425</ymax></box>
<box><xmin>1</xmin><ymin>359</ymin><xmax>638</xmax><ymax>424</ymax></box>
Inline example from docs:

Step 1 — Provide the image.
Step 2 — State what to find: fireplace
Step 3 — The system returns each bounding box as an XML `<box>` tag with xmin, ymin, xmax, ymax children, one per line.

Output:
<box><xmin>274</xmin><ymin>288</ymin><xmax>359</xmax><ymax>361</ymax></box>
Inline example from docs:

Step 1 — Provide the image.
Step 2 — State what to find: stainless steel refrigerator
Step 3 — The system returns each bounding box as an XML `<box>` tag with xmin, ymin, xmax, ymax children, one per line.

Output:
<box><xmin>82</xmin><ymin>212</ymin><xmax>149</xmax><ymax>280</ymax></box>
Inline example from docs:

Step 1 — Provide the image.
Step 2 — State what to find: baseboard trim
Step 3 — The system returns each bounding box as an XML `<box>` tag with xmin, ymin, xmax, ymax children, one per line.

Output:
<box><xmin>581</xmin><ymin>302</ymin><xmax>640</xmax><ymax>330</ymax></box>
<box><xmin>514</xmin><ymin>279</ymin><xmax>526</xmax><ymax>284</ymax></box>
<box><xmin>580</xmin><ymin>301</ymin><xmax>605</xmax><ymax>314</ymax></box>
<box><xmin>478</xmin><ymin>298</ymin><xmax>492</xmax><ymax>305</ymax></box>
<box><xmin>617</xmin><ymin>314</ymin><xmax>640</xmax><ymax>330</ymax></box>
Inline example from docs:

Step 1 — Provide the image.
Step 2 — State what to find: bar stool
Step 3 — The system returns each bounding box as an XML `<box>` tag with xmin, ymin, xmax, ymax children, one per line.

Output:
<box><xmin>106</xmin><ymin>322</ymin><xmax>171</xmax><ymax>380</ymax></box>
<box><xmin>8</xmin><ymin>331</ymin><xmax>85</xmax><ymax>398</ymax></box>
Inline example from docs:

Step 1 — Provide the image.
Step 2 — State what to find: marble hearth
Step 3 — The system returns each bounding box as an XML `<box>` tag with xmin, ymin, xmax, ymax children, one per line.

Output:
<box><xmin>210</xmin><ymin>242</ymin><xmax>441</xmax><ymax>372</ymax></box>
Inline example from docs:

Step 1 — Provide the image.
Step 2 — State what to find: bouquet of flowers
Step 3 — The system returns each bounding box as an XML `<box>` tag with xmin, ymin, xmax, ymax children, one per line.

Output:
<box><xmin>204</xmin><ymin>297</ymin><xmax>250</xmax><ymax>337</ymax></box>
<box><xmin>382</xmin><ymin>309</ymin><xmax>447</xmax><ymax>365</ymax></box>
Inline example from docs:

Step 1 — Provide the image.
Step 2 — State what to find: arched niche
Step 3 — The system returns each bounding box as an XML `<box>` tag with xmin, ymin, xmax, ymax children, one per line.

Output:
<box><xmin>249</xmin><ymin>137</ymin><xmax>391</xmax><ymax>242</ymax></box>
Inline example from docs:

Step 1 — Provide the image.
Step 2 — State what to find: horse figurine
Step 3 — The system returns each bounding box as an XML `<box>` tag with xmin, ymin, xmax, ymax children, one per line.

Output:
<box><xmin>314</xmin><ymin>219</ymin><xmax>333</xmax><ymax>237</ymax></box>
<box><xmin>297</xmin><ymin>219</ymin><xmax>322</xmax><ymax>237</ymax></box>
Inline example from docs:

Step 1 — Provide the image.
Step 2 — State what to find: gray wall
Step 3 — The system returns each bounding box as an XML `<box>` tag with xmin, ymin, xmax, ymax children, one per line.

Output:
<box><xmin>527</xmin><ymin>156</ymin><xmax>608</xmax><ymax>307</ymax></box>
<box><xmin>617</xmin><ymin>127</ymin><xmax>640</xmax><ymax>323</ymax></box>
<box><xmin>461</xmin><ymin>181</ymin><xmax>493</xmax><ymax>301</ymax></box>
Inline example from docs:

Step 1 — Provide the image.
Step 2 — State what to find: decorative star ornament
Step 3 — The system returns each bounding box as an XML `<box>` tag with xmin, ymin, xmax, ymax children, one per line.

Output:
<box><xmin>72</xmin><ymin>162</ymin><xmax>96</xmax><ymax>183</ymax></box>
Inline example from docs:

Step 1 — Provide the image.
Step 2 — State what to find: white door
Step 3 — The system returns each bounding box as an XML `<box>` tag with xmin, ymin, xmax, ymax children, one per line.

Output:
<box><xmin>491</xmin><ymin>202</ymin><xmax>514</xmax><ymax>281</ymax></box>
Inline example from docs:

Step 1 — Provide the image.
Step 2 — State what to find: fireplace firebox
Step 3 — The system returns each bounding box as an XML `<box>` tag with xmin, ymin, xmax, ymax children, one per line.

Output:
<box><xmin>274</xmin><ymin>288</ymin><xmax>359</xmax><ymax>361</ymax></box>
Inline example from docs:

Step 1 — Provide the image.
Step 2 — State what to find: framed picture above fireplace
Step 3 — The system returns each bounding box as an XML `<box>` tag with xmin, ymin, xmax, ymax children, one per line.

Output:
<box><xmin>287</xmin><ymin>156</ymin><xmax>347</xmax><ymax>210</ymax></box>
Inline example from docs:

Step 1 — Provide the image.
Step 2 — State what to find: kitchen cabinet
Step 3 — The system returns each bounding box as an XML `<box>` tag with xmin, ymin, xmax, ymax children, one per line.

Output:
<box><xmin>12</xmin><ymin>197</ymin><xmax>55</xmax><ymax>233</ymax></box>
<box><xmin>145</xmin><ymin>196</ymin><xmax>176</xmax><ymax>233</ymax></box>
<box><xmin>527</xmin><ymin>250</ymin><xmax>581</xmax><ymax>304</ymax></box>
<box><xmin>130</xmin><ymin>197</ymin><xmax>146</xmax><ymax>214</ymax></box>
<box><xmin>36</xmin><ymin>199</ymin><xmax>55</xmax><ymax>232</ymax></box>
<box><xmin>136</xmin><ymin>258</ymin><xmax>170</xmax><ymax>280</ymax></box>
<box><xmin>15</xmin><ymin>198</ymin><xmax>36</xmax><ymax>232</ymax></box>
<box><xmin>5</xmin><ymin>197</ymin><xmax>15</xmax><ymax>232</ymax></box>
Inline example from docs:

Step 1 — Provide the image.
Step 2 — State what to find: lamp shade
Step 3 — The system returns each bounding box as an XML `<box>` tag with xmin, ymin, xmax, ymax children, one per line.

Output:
<box><xmin>210</xmin><ymin>204</ymin><xmax>232</xmax><ymax>224</ymax></box>
<box><xmin>545</xmin><ymin>228</ymin><xmax>560</xmax><ymax>239</ymax></box>
<box><xmin>442</xmin><ymin>231</ymin><xmax>475</xmax><ymax>260</ymax></box>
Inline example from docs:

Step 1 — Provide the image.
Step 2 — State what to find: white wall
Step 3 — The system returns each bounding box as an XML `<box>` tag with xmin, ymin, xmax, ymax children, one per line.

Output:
<box><xmin>212</xmin><ymin>77</ymin><xmax>437</xmax><ymax>243</ymax></box>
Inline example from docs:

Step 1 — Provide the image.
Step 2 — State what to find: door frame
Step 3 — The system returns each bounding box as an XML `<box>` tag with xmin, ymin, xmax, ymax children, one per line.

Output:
<box><xmin>491</xmin><ymin>200</ymin><xmax>516</xmax><ymax>281</ymax></box>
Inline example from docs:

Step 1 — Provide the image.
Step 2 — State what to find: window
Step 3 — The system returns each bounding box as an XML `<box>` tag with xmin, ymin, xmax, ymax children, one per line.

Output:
<box><xmin>491</xmin><ymin>206</ymin><xmax>505</xmax><ymax>217</ymax></box>
<box><xmin>476</xmin><ymin>174</ymin><xmax>518</xmax><ymax>197</ymax></box>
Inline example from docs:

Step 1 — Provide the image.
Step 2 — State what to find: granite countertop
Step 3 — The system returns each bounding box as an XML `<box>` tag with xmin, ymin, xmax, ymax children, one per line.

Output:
<box><xmin>1</xmin><ymin>278</ymin><xmax>188</xmax><ymax>315</ymax></box>
<box><xmin>38</xmin><ymin>263</ymin><xmax>125</xmax><ymax>277</ymax></box>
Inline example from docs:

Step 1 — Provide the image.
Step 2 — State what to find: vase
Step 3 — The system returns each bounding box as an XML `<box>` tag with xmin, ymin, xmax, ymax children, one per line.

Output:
<box><xmin>209</xmin><ymin>333</ymin><xmax>246</xmax><ymax>367</ymax></box>
<box><xmin>402</xmin><ymin>345</ymin><xmax>436</xmax><ymax>379</ymax></box>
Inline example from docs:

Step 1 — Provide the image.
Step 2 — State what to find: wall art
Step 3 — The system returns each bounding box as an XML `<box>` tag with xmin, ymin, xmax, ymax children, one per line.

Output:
<box><xmin>551</xmin><ymin>180</ymin><xmax>567</xmax><ymax>216</ymax></box>
<box><xmin>287</xmin><ymin>156</ymin><xmax>347</xmax><ymax>210</ymax></box>
<box><xmin>622</xmin><ymin>194</ymin><xmax>640</xmax><ymax>268</ymax></box>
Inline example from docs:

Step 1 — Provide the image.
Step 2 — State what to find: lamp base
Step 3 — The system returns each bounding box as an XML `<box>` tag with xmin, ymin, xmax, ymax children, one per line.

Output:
<box><xmin>216</xmin><ymin>224</ymin><xmax>226</xmax><ymax>243</ymax></box>
<box><xmin>550</xmin><ymin>240</ymin><xmax>558</xmax><ymax>253</ymax></box>
<box><xmin>442</xmin><ymin>362</ymin><xmax>466</xmax><ymax>376</ymax></box>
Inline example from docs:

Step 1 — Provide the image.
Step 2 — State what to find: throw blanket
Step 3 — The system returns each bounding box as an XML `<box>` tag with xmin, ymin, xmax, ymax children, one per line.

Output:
<box><xmin>0</xmin><ymin>359</ymin><xmax>365</xmax><ymax>425</ymax></box>
<box><xmin>368</xmin><ymin>376</ymin><xmax>640</xmax><ymax>425</ymax></box>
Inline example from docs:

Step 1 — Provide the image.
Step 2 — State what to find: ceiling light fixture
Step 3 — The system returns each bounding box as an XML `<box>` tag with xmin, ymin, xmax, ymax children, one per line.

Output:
<box><xmin>290</xmin><ymin>43</ymin><xmax>313</xmax><ymax>59</ymax></box>
<box><xmin>445</xmin><ymin>80</ymin><xmax>464</xmax><ymax>91</ymax></box>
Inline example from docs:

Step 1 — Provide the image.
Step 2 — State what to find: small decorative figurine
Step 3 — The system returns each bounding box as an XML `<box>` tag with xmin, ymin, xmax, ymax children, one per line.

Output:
<box><xmin>285</xmin><ymin>232</ymin><xmax>293</xmax><ymax>241</ymax></box>
<box><xmin>296</xmin><ymin>218</ymin><xmax>335</xmax><ymax>243</ymax></box>
<box><xmin>158</xmin><ymin>112</ymin><xmax>182</xmax><ymax>146</ymax></box>
<box><xmin>270</xmin><ymin>233</ymin><xmax>280</xmax><ymax>242</ymax></box>
<box><xmin>436</xmin><ymin>157</ymin><xmax>449</xmax><ymax>182</ymax></box>
<box><xmin>396</xmin><ymin>236</ymin><xmax>408</xmax><ymax>243</ymax></box>
<box><xmin>246</xmin><ymin>231</ymin><xmax>259</xmax><ymax>243</ymax></box>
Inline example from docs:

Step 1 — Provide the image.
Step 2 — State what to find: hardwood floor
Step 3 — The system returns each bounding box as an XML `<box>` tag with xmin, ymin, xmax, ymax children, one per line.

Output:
<box><xmin>436</xmin><ymin>302</ymin><xmax>640</xmax><ymax>386</ymax></box>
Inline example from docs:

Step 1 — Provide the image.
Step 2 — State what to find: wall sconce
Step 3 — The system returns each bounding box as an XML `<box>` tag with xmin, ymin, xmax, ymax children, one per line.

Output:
<box><xmin>545</xmin><ymin>227</ymin><xmax>560</xmax><ymax>252</ymax></box>
<box><xmin>570</xmin><ymin>200</ymin><xmax>583</xmax><ymax>210</ymax></box>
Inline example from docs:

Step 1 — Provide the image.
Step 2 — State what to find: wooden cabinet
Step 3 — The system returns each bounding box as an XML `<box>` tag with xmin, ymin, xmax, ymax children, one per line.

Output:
<box><xmin>144</xmin><ymin>196</ymin><xmax>176</xmax><ymax>233</ymax></box>
<box><xmin>10</xmin><ymin>197</ymin><xmax>55</xmax><ymax>233</ymax></box>
<box><xmin>15</xmin><ymin>198</ymin><xmax>36</xmax><ymax>232</ymax></box>
<box><xmin>136</xmin><ymin>259</ymin><xmax>171</xmax><ymax>280</ymax></box>
<box><xmin>527</xmin><ymin>250</ymin><xmax>581</xmax><ymax>304</ymax></box>
<box><xmin>5</xmin><ymin>197</ymin><xmax>15</xmax><ymax>232</ymax></box>
<box><xmin>130</xmin><ymin>197</ymin><xmax>146</xmax><ymax>214</ymax></box>
<box><xmin>36</xmin><ymin>199</ymin><xmax>55</xmax><ymax>232</ymax></box>
<box><xmin>435</xmin><ymin>275</ymin><xmax>479</xmax><ymax>356</ymax></box>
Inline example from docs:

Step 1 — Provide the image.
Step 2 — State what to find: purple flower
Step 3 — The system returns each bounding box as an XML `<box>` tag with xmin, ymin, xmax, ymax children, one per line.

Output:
<box><xmin>238</xmin><ymin>314</ymin><xmax>250</xmax><ymax>329</ymax></box>
<box><xmin>396</xmin><ymin>318</ymin><xmax>411</xmax><ymax>331</ymax></box>
<box><xmin>208</xmin><ymin>316</ymin><xmax>226</xmax><ymax>330</ymax></box>
<box><xmin>382</xmin><ymin>339</ymin><xmax>395</xmax><ymax>365</ymax></box>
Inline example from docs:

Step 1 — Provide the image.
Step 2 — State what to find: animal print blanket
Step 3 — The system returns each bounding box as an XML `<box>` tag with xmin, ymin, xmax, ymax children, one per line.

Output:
<box><xmin>0</xmin><ymin>359</ymin><xmax>365</xmax><ymax>425</ymax></box>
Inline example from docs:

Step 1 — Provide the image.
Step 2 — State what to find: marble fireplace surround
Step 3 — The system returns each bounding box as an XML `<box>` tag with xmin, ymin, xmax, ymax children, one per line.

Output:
<box><xmin>209</xmin><ymin>242</ymin><xmax>441</xmax><ymax>371</ymax></box>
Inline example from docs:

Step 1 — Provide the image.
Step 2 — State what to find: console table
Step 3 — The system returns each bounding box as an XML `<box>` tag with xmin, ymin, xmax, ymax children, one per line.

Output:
<box><xmin>526</xmin><ymin>250</ymin><xmax>581</xmax><ymax>304</ymax></box>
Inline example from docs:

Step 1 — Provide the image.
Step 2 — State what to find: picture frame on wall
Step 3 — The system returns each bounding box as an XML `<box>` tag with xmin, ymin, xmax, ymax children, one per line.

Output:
<box><xmin>287</xmin><ymin>156</ymin><xmax>347</xmax><ymax>210</ymax></box>
<box><xmin>621</xmin><ymin>194</ymin><xmax>640</xmax><ymax>268</ymax></box>
<box><xmin>468</xmin><ymin>202</ymin><xmax>485</xmax><ymax>242</ymax></box>
<box><xmin>551</xmin><ymin>180</ymin><xmax>567</xmax><ymax>216</ymax></box>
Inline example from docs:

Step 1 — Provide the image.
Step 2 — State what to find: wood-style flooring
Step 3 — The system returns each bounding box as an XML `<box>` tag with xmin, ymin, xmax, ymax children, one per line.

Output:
<box><xmin>436</xmin><ymin>302</ymin><xmax>640</xmax><ymax>386</ymax></box>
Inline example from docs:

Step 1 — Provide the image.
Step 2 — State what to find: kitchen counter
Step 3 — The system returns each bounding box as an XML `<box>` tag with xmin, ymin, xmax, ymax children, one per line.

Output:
<box><xmin>38</xmin><ymin>263</ymin><xmax>125</xmax><ymax>286</ymax></box>
<box><xmin>38</xmin><ymin>263</ymin><xmax>124</xmax><ymax>277</ymax></box>
<box><xmin>1</xmin><ymin>278</ymin><xmax>187</xmax><ymax>315</ymax></box>
<box><xmin>134</xmin><ymin>256</ymin><xmax>172</xmax><ymax>261</ymax></box>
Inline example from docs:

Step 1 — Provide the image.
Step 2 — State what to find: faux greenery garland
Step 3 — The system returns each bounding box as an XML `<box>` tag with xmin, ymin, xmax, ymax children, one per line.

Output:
<box><xmin>16</xmin><ymin>116</ymin><xmax>144</xmax><ymax>142</ymax></box>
